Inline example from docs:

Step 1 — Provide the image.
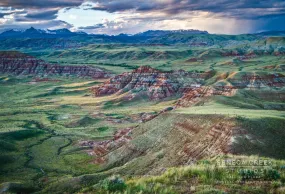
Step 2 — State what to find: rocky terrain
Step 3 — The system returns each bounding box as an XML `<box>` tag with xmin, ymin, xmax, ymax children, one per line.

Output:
<box><xmin>176</xmin><ymin>86</ymin><xmax>236</xmax><ymax>107</ymax></box>
<box><xmin>91</xmin><ymin>65</ymin><xmax>285</xmax><ymax>105</ymax></box>
<box><xmin>0</xmin><ymin>51</ymin><xmax>110</xmax><ymax>78</ymax></box>
<box><xmin>91</xmin><ymin>66</ymin><xmax>215</xmax><ymax>100</ymax></box>
<box><xmin>89</xmin><ymin>114</ymin><xmax>242</xmax><ymax>176</ymax></box>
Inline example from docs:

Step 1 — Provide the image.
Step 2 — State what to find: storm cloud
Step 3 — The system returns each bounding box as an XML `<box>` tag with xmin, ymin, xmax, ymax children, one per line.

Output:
<box><xmin>89</xmin><ymin>0</ymin><xmax>285</xmax><ymax>19</ymax></box>
<box><xmin>0</xmin><ymin>0</ymin><xmax>83</xmax><ymax>9</ymax></box>
<box><xmin>13</xmin><ymin>9</ymin><xmax>59</xmax><ymax>22</ymax></box>
<box><xmin>0</xmin><ymin>0</ymin><xmax>285</xmax><ymax>34</ymax></box>
<box><xmin>0</xmin><ymin>0</ymin><xmax>83</xmax><ymax>31</ymax></box>
<box><xmin>0</xmin><ymin>0</ymin><xmax>83</xmax><ymax>24</ymax></box>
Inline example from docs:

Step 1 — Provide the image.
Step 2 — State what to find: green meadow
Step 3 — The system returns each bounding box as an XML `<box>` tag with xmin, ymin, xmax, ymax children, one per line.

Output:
<box><xmin>1</xmin><ymin>36</ymin><xmax>285</xmax><ymax>193</ymax></box>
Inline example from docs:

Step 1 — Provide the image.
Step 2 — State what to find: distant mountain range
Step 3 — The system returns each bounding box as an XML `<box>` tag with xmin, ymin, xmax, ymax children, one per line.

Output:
<box><xmin>1</xmin><ymin>27</ymin><xmax>285</xmax><ymax>39</ymax></box>
<box><xmin>0</xmin><ymin>27</ymin><xmax>87</xmax><ymax>38</ymax></box>
<box><xmin>134</xmin><ymin>29</ymin><xmax>209</xmax><ymax>37</ymax></box>
<box><xmin>1</xmin><ymin>27</ymin><xmax>285</xmax><ymax>40</ymax></box>
<box><xmin>0</xmin><ymin>27</ymin><xmax>284</xmax><ymax>50</ymax></box>
<box><xmin>0</xmin><ymin>27</ymin><xmax>214</xmax><ymax>39</ymax></box>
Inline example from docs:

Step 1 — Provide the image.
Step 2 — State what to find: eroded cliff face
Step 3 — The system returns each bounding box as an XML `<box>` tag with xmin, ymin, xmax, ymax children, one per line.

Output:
<box><xmin>0</xmin><ymin>51</ymin><xmax>110</xmax><ymax>78</ymax></box>
<box><xmin>91</xmin><ymin>66</ymin><xmax>213</xmax><ymax>100</ymax></box>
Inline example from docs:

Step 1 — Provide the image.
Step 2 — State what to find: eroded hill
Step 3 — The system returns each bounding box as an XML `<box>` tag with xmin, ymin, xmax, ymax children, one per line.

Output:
<box><xmin>0</xmin><ymin>51</ymin><xmax>110</xmax><ymax>78</ymax></box>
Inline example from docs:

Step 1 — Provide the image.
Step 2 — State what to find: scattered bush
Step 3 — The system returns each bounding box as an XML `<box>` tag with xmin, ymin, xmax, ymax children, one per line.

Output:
<box><xmin>97</xmin><ymin>126</ymin><xmax>109</xmax><ymax>132</ymax></box>
<box><xmin>264</xmin><ymin>169</ymin><xmax>280</xmax><ymax>181</ymax></box>
<box><xmin>99</xmin><ymin>175</ymin><xmax>127</xmax><ymax>192</ymax></box>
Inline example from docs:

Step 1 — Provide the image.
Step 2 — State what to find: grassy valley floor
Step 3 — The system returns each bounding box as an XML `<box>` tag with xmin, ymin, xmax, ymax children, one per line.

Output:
<box><xmin>1</xmin><ymin>36</ymin><xmax>285</xmax><ymax>193</ymax></box>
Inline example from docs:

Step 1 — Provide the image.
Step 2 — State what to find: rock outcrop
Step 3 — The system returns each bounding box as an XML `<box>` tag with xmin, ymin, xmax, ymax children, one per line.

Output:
<box><xmin>176</xmin><ymin>86</ymin><xmax>236</xmax><ymax>107</ymax></box>
<box><xmin>91</xmin><ymin>66</ymin><xmax>212</xmax><ymax>100</ymax></box>
<box><xmin>0</xmin><ymin>51</ymin><xmax>110</xmax><ymax>78</ymax></box>
<box><xmin>228</xmin><ymin>73</ymin><xmax>285</xmax><ymax>88</ymax></box>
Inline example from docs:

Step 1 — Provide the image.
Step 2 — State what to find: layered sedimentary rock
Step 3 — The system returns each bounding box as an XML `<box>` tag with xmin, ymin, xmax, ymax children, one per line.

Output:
<box><xmin>0</xmin><ymin>51</ymin><xmax>110</xmax><ymax>78</ymax></box>
<box><xmin>228</xmin><ymin>74</ymin><xmax>285</xmax><ymax>88</ymax></box>
<box><xmin>91</xmin><ymin>66</ymin><xmax>213</xmax><ymax>100</ymax></box>
<box><xmin>176</xmin><ymin>86</ymin><xmax>237</xmax><ymax>107</ymax></box>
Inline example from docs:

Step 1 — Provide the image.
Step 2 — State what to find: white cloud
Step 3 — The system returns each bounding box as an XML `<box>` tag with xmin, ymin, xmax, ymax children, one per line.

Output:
<box><xmin>74</xmin><ymin>10</ymin><xmax>257</xmax><ymax>35</ymax></box>
<box><xmin>57</xmin><ymin>3</ymin><xmax>116</xmax><ymax>28</ymax></box>
<box><xmin>69</xmin><ymin>14</ymin><xmax>77</xmax><ymax>19</ymax></box>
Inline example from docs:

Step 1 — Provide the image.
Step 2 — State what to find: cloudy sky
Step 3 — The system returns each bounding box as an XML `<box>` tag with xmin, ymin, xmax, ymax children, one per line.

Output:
<box><xmin>0</xmin><ymin>0</ymin><xmax>285</xmax><ymax>35</ymax></box>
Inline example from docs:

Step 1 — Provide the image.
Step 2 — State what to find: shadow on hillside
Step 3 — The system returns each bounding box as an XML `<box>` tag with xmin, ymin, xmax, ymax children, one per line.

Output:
<box><xmin>232</xmin><ymin>117</ymin><xmax>285</xmax><ymax>159</ymax></box>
